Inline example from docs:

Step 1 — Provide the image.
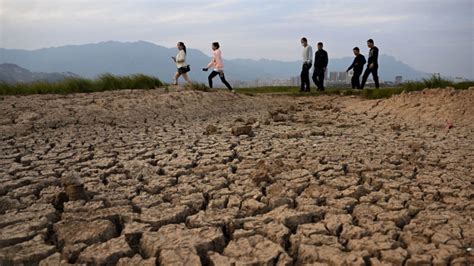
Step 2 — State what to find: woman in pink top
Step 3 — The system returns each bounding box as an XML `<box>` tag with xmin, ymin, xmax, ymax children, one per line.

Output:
<box><xmin>202</xmin><ymin>42</ymin><xmax>234</xmax><ymax>92</ymax></box>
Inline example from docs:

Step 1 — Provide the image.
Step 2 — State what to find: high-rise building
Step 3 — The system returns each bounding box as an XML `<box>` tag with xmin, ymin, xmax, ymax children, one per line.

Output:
<box><xmin>290</xmin><ymin>76</ymin><xmax>300</xmax><ymax>86</ymax></box>
<box><xmin>338</xmin><ymin>72</ymin><xmax>348</xmax><ymax>81</ymax></box>
<box><xmin>346</xmin><ymin>70</ymin><xmax>354</xmax><ymax>84</ymax></box>
<box><xmin>395</xmin><ymin>76</ymin><xmax>403</xmax><ymax>85</ymax></box>
<box><xmin>329</xmin><ymin>72</ymin><xmax>338</xmax><ymax>81</ymax></box>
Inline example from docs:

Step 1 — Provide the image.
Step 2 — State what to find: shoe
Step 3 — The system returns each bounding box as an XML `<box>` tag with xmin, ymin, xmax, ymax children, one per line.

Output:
<box><xmin>230</xmin><ymin>90</ymin><xmax>236</xmax><ymax>94</ymax></box>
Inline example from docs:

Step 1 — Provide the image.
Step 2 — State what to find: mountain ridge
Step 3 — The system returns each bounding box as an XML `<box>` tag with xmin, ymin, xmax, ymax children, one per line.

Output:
<box><xmin>0</xmin><ymin>63</ymin><xmax>80</xmax><ymax>84</ymax></box>
<box><xmin>0</xmin><ymin>41</ymin><xmax>428</xmax><ymax>83</ymax></box>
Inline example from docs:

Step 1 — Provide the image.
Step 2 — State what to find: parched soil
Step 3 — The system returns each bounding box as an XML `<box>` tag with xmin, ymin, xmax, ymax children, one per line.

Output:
<box><xmin>0</xmin><ymin>87</ymin><xmax>473</xmax><ymax>265</ymax></box>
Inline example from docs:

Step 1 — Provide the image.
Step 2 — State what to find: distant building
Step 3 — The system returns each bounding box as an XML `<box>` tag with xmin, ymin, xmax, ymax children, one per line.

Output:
<box><xmin>395</xmin><ymin>76</ymin><xmax>403</xmax><ymax>85</ymax></box>
<box><xmin>337</xmin><ymin>72</ymin><xmax>347</xmax><ymax>82</ymax></box>
<box><xmin>329</xmin><ymin>72</ymin><xmax>338</xmax><ymax>81</ymax></box>
<box><xmin>290</xmin><ymin>76</ymin><xmax>300</xmax><ymax>86</ymax></box>
<box><xmin>346</xmin><ymin>70</ymin><xmax>354</xmax><ymax>84</ymax></box>
<box><xmin>453</xmin><ymin>77</ymin><xmax>466</xmax><ymax>83</ymax></box>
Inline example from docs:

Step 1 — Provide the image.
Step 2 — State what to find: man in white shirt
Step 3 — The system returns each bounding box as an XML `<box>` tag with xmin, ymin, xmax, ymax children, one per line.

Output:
<box><xmin>300</xmin><ymin>37</ymin><xmax>313</xmax><ymax>92</ymax></box>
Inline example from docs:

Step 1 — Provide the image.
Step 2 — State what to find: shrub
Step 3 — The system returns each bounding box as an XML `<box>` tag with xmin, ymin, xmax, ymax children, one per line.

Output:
<box><xmin>188</xmin><ymin>82</ymin><xmax>210</xmax><ymax>92</ymax></box>
<box><xmin>0</xmin><ymin>74</ymin><xmax>163</xmax><ymax>95</ymax></box>
<box><xmin>422</xmin><ymin>75</ymin><xmax>452</xmax><ymax>88</ymax></box>
<box><xmin>454</xmin><ymin>81</ymin><xmax>474</xmax><ymax>90</ymax></box>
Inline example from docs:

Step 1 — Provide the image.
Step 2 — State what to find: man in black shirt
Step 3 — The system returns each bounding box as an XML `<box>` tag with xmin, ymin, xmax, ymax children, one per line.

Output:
<box><xmin>312</xmin><ymin>42</ymin><xmax>328</xmax><ymax>91</ymax></box>
<box><xmin>361</xmin><ymin>39</ymin><xmax>380</xmax><ymax>89</ymax></box>
<box><xmin>346</xmin><ymin>47</ymin><xmax>366</xmax><ymax>89</ymax></box>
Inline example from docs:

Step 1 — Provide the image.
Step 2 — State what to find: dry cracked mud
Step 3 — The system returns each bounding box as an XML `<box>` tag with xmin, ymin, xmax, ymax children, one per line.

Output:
<box><xmin>0</xmin><ymin>87</ymin><xmax>473</xmax><ymax>265</ymax></box>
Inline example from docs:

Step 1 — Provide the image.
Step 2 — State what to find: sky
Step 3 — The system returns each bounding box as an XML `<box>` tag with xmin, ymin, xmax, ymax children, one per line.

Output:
<box><xmin>1</xmin><ymin>0</ymin><xmax>473</xmax><ymax>79</ymax></box>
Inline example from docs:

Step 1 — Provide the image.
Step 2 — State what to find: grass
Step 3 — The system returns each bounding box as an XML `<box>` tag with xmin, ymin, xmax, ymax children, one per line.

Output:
<box><xmin>235</xmin><ymin>86</ymin><xmax>411</xmax><ymax>99</ymax></box>
<box><xmin>402</xmin><ymin>75</ymin><xmax>453</xmax><ymax>91</ymax></box>
<box><xmin>236</xmin><ymin>75</ymin><xmax>474</xmax><ymax>99</ymax></box>
<box><xmin>0</xmin><ymin>74</ymin><xmax>163</xmax><ymax>95</ymax></box>
<box><xmin>1</xmin><ymin>74</ymin><xmax>472</xmax><ymax>100</ymax></box>
<box><xmin>187</xmin><ymin>82</ymin><xmax>210</xmax><ymax>92</ymax></box>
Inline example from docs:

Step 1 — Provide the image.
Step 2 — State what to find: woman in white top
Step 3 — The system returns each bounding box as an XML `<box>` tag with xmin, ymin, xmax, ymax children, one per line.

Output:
<box><xmin>172</xmin><ymin>42</ymin><xmax>192</xmax><ymax>85</ymax></box>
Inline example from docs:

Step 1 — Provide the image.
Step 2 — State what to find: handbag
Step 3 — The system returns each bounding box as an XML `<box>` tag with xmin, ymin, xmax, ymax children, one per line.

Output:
<box><xmin>178</xmin><ymin>65</ymin><xmax>191</xmax><ymax>74</ymax></box>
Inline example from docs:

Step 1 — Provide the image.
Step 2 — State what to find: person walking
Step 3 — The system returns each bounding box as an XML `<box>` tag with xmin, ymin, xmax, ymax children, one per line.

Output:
<box><xmin>312</xmin><ymin>42</ymin><xmax>328</xmax><ymax>91</ymax></box>
<box><xmin>172</xmin><ymin>42</ymin><xmax>192</xmax><ymax>85</ymax></box>
<box><xmin>361</xmin><ymin>39</ymin><xmax>380</xmax><ymax>89</ymax></box>
<box><xmin>346</xmin><ymin>47</ymin><xmax>366</xmax><ymax>89</ymax></box>
<box><xmin>300</xmin><ymin>37</ymin><xmax>312</xmax><ymax>92</ymax></box>
<box><xmin>202</xmin><ymin>42</ymin><xmax>234</xmax><ymax>92</ymax></box>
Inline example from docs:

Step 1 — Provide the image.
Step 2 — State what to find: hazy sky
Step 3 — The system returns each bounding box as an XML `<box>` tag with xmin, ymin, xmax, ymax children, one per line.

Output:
<box><xmin>1</xmin><ymin>0</ymin><xmax>473</xmax><ymax>78</ymax></box>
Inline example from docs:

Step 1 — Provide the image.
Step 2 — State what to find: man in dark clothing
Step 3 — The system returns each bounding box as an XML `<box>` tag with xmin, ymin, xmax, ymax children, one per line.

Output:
<box><xmin>361</xmin><ymin>39</ymin><xmax>379</xmax><ymax>89</ymax></box>
<box><xmin>312</xmin><ymin>42</ymin><xmax>328</xmax><ymax>91</ymax></box>
<box><xmin>346</xmin><ymin>47</ymin><xmax>366</xmax><ymax>89</ymax></box>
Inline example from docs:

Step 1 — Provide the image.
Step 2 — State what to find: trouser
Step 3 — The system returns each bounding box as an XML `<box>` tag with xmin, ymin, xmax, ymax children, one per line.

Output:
<box><xmin>361</xmin><ymin>66</ymin><xmax>379</xmax><ymax>89</ymax></box>
<box><xmin>208</xmin><ymin>71</ymin><xmax>233</xmax><ymax>90</ymax></box>
<box><xmin>300</xmin><ymin>64</ymin><xmax>311</xmax><ymax>92</ymax></box>
<box><xmin>312</xmin><ymin>69</ymin><xmax>325</xmax><ymax>91</ymax></box>
<box><xmin>351</xmin><ymin>71</ymin><xmax>362</xmax><ymax>89</ymax></box>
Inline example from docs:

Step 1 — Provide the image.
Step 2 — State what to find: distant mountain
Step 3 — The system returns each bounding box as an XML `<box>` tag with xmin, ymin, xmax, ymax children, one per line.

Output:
<box><xmin>0</xmin><ymin>41</ymin><xmax>428</xmax><ymax>83</ymax></box>
<box><xmin>0</xmin><ymin>63</ymin><xmax>79</xmax><ymax>84</ymax></box>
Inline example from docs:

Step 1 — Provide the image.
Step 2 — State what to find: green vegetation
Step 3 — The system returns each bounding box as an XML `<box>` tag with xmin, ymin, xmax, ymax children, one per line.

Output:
<box><xmin>234</xmin><ymin>86</ymin><xmax>412</xmax><ymax>99</ymax></box>
<box><xmin>0</xmin><ymin>74</ymin><xmax>163</xmax><ymax>95</ymax></box>
<box><xmin>236</xmin><ymin>75</ymin><xmax>473</xmax><ymax>99</ymax></box>
<box><xmin>1</xmin><ymin>74</ymin><xmax>472</xmax><ymax>100</ymax></box>
<box><xmin>187</xmin><ymin>82</ymin><xmax>210</xmax><ymax>92</ymax></box>
<box><xmin>402</xmin><ymin>75</ymin><xmax>452</xmax><ymax>91</ymax></box>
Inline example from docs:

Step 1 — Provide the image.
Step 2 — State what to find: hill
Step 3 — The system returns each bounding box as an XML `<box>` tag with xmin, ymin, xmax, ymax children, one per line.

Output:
<box><xmin>0</xmin><ymin>41</ymin><xmax>428</xmax><ymax>83</ymax></box>
<box><xmin>0</xmin><ymin>63</ymin><xmax>79</xmax><ymax>84</ymax></box>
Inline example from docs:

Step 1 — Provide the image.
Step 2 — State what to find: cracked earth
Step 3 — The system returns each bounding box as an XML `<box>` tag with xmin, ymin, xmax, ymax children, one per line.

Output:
<box><xmin>0</xmin><ymin>87</ymin><xmax>473</xmax><ymax>265</ymax></box>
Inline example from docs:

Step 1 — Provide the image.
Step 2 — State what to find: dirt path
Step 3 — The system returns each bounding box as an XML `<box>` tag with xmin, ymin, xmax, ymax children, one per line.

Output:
<box><xmin>0</xmin><ymin>88</ymin><xmax>473</xmax><ymax>265</ymax></box>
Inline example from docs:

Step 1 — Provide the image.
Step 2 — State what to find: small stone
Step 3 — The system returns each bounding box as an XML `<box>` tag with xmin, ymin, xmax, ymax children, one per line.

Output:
<box><xmin>231</xmin><ymin>125</ymin><xmax>253</xmax><ymax>136</ymax></box>
<box><xmin>61</xmin><ymin>172</ymin><xmax>88</xmax><ymax>201</ymax></box>
<box><xmin>205</xmin><ymin>124</ymin><xmax>218</xmax><ymax>135</ymax></box>
<box><xmin>272</xmin><ymin>113</ymin><xmax>287</xmax><ymax>122</ymax></box>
